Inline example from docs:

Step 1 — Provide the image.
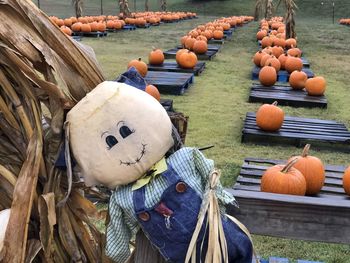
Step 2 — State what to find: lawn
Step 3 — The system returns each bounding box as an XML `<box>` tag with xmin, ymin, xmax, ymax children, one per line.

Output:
<box><xmin>40</xmin><ymin>0</ymin><xmax>350</xmax><ymax>261</ymax></box>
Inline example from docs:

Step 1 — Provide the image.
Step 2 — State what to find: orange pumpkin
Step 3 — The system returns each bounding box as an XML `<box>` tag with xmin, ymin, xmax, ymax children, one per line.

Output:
<box><xmin>56</xmin><ymin>19</ymin><xmax>64</xmax><ymax>27</ymax></box>
<box><xmin>289</xmin><ymin>70</ymin><xmax>307</xmax><ymax>90</ymax></box>
<box><xmin>343</xmin><ymin>167</ymin><xmax>350</xmax><ymax>195</ymax></box>
<box><xmin>261</xmin><ymin>158</ymin><xmax>307</xmax><ymax>196</ymax></box>
<box><xmin>261</xmin><ymin>36</ymin><xmax>273</xmax><ymax>48</ymax></box>
<box><xmin>285</xmin><ymin>38</ymin><xmax>297</xmax><ymax>49</ymax></box>
<box><xmin>273</xmin><ymin>37</ymin><xmax>286</xmax><ymax>48</ymax></box>
<box><xmin>145</xmin><ymin>85</ymin><xmax>161</xmax><ymax>101</ymax></box>
<box><xmin>81</xmin><ymin>23</ymin><xmax>91</xmax><ymax>32</ymax></box>
<box><xmin>253</xmin><ymin>51</ymin><xmax>264</xmax><ymax>67</ymax></box>
<box><xmin>97</xmin><ymin>22</ymin><xmax>106</xmax><ymax>32</ymax></box>
<box><xmin>264</xmin><ymin>56</ymin><xmax>281</xmax><ymax>72</ymax></box>
<box><xmin>289</xmin><ymin>144</ymin><xmax>325</xmax><ymax>195</ymax></box>
<box><xmin>149</xmin><ymin>48</ymin><xmax>164</xmax><ymax>65</ymax></box>
<box><xmin>90</xmin><ymin>22</ymin><xmax>99</xmax><ymax>32</ymax></box>
<box><xmin>127</xmin><ymin>58</ymin><xmax>148</xmax><ymax>77</ymax></box>
<box><xmin>260</xmin><ymin>54</ymin><xmax>272</xmax><ymax>67</ymax></box>
<box><xmin>305</xmin><ymin>76</ymin><xmax>326</xmax><ymax>96</ymax></box>
<box><xmin>256</xmin><ymin>30</ymin><xmax>267</xmax><ymax>40</ymax></box>
<box><xmin>64</xmin><ymin>18</ymin><xmax>73</xmax><ymax>27</ymax></box>
<box><xmin>71</xmin><ymin>22</ymin><xmax>82</xmax><ymax>32</ymax></box>
<box><xmin>176</xmin><ymin>49</ymin><xmax>187</xmax><ymax>64</ymax></box>
<box><xmin>181</xmin><ymin>36</ymin><xmax>188</xmax><ymax>45</ymax></box>
<box><xmin>193</xmin><ymin>40</ymin><xmax>208</xmax><ymax>54</ymax></box>
<box><xmin>278</xmin><ymin>53</ymin><xmax>289</xmax><ymax>70</ymax></box>
<box><xmin>184</xmin><ymin>37</ymin><xmax>196</xmax><ymax>50</ymax></box>
<box><xmin>256</xmin><ymin>101</ymin><xmax>284</xmax><ymax>131</ymax></box>
<box><xmin>285</xmin><ymin>56</ymin><xmax>303</xmax><ymax>73</ymax></box>
<box><xmin>60</xmin><ymin>26</ymin><xmax>72</xmax><ymax>36</ymax></box>
<box><xmin>287</xmin><ymin>47</ymin><xmax>302</xmax><ymax>58</ymax></box>
<box><xmin>213</xmin><ymin>30</ymin><xmax>224</xmax><ymax>40</ymax></box>
<box><xmin>177</xmin><ymin>51</ymin><xmax>198</xmax><ymax>69</ymax></box>
<box><xmin>259</xmin><ymin>65</ymin><xmax>277</xmax><ymax>86</ymax></box>
<box><xmin>271</xmin><ymin>46</ymin><xmax>284</xmax><ymax>58</ymax></box>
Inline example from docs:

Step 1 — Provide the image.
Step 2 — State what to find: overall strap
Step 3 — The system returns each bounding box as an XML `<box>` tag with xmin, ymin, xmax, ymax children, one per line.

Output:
<box><xmin>132</xmin><ymin>186</ymin><xmax>146</xmax><ymax>213</ymax></box>
<box><xmin>161</xmin><ymin>163</ymin><xmax>181</xmax><ymax>186</ymax></box>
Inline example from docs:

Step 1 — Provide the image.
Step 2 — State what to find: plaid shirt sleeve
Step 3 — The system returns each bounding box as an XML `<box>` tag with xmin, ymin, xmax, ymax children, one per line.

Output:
<box><xmin>105</xmin><ymin>194</ymin><xmax>132</xmax><ymax>263</ymax></box>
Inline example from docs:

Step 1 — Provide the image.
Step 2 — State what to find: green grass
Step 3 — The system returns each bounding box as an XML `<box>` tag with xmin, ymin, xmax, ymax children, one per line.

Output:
<box><xmin>80</xmin><ymin>16</ymin><xmax>350</xmax><ymax>262</ymax></box>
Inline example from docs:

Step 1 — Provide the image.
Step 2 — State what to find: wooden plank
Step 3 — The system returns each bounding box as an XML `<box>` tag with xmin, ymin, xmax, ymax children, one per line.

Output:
<box><xmin>123</xmin><ymin>25</ymin><xmax>137</xmax><ymax>30</ymax></box>
<box><xmin>252</xmin><ymin>66</ymin><xmax>314</xmax><ymax>82</ymax></box>
<box><xmin>164</xmin><ymin>48</ymin><xmax>217</xmax><ymax>60</ymax></box>
<box><xmin>147</xmin><ymin>61</ymin><xmax>206</xmax><ymax>76</ymax></box>
<box><xmin>176</xmin><ymin>44</ymin><xmax>221</xmax><ymax>52</ymax></box>
<box><xmin>144</xmin><ymin>71</ymin><xmax>194</xmax><ymax>95</ymax></box>
<box><xmin>208</xmin><ymin>38</ymin><xmax>225</xmax><ymax>45</ymax></box>
<box><xmin>136</xmin><ymin>23</ymin><xmax>151</xmax><ymax>28</ymax></box>
<box><xmin>242</xmin><ymin>112</ymin><xmax>350</xmax><ymax>151</ymax></box>
<box><xmin>249</xmin><ymin>84</ymin><xmax>327</xmax><ymax>108</ymax></box>
<box><xmin>73</xmin><ymin>31</ymin><xmax>108</xmax><ymax>37</ymax></box>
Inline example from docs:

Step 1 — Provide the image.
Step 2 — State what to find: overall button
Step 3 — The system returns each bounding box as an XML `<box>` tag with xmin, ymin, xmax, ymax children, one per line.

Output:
<box><xmin>176</xmin><ymin>182</ymin><xmax>187</xmax><ymax>193</ymax></box>
<box><xmin>139</xmin><ymin>212</ymin><xmax>150</xmax><ymax>221</ymax></box>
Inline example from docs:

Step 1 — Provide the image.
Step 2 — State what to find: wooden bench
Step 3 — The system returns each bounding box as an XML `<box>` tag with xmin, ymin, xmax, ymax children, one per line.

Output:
<box><xmin>225</xmin><ymin>157</ymin><xmax>350</xmax><ymax>244</ymax></box>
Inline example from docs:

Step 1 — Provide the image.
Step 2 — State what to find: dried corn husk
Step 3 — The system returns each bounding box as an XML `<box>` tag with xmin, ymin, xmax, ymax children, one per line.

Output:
<box><xmin>0</xmin><ymin>0</ymin><xmax>110</xmax><ymax>262</ymax></box>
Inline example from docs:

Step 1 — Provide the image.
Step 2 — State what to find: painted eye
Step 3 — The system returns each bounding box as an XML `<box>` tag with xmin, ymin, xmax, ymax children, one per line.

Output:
<box><xmin>106</xmin><ymin>135</ymin><xmax>118</xmax><ymax>148</ymax></box>
<box><xmin>120</xmin><ymin>126</ymin><xmax>133</xmax><ymax>139</ymax></box>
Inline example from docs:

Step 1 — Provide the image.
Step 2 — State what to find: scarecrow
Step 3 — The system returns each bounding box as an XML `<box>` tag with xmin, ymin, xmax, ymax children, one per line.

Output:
<box><xmin>66</xmin><ymin>81</ymin><xmax>253</xmax><ymax>262</ymax></box>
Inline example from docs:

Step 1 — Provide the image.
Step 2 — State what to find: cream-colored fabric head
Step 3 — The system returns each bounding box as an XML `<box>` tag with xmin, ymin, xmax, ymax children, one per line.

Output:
<box><xmin>0</xmin><ymin>209</ymin><xmax>10</xmax><ymax>253</ymax></box>
<box><xmin>66</xmin><ymin>81</ymin><xmax>174</xmax><ymax>189</ymax></box>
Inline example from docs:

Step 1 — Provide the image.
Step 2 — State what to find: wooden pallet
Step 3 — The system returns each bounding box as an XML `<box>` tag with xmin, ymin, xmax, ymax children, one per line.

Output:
<box><xmin>208</xmin><ymin>38</ymin><xmax>225</xmax><ymax>45</ymax></box>
<box><xmin>164</xmin><ymin>48</ymin><xmax>217</xmax><ymax>60</ymax></box>
<box><xmin>144</xmin><ymin>71</ymin><xmax>194</xmax><ymax>95</ymax></box>
<box><xmin>123</xmin><ymin>25</ymin><xmax>137</xmax><ymax>30</ymax></box>
<box><xmin>71</xmin><ymin>35</ymin><xmax>82</xmax><ymax>41</ymax></box>
<box><xmin>301</xmin><ymin>57</ymin><xmax>310</xmax><ymax>67</ymax></box>
<box><xmin>176</xmin><ymin>44</ymin><xmax>222</xmax><ymax>52</ymax></box>
<box><xmin>241</xmin><ymin>112</ymin><xmax>350</xmax><ymax>151</ymax></box>
<box><xmin>136</xmin><ymin>23</ymin><xmax>151</xmax><ymax>28</ymax></box>
<box><xmin>249</xmin><ymin>83</ymin><xmax>327</xmax><ymax>108</ymax></box>
<box><xmin>147</xmin><ymin>61</ymin><xmax>205</xmax><ymax>76</ymax></box>
<box><xmin>72</xmin><ymin>31</ymin><xmax>107</xmax><ymax>37</ymax></box>
<box><xmin>258</xmin><ymin>257</ymin><xmax>324</xmax><ymax>263</ymax></box>
<box><xmin>252</xmin><ymin>66</ymin><xmax>314</xmax><ymax>82</ymax></box>
<box><xmin>106</xmin><ymin>28</ymin><xmax>123</xmax><ymax>33</ymax></box>
<box><xmin>226</xmin><ymin>157</ymin><xmax>350</xmax><ymax>244</ymax></box>
<box><xmin>160</xmin><ymin>99</ymin><xmax>173</xmax><ymax>112</ymax></box>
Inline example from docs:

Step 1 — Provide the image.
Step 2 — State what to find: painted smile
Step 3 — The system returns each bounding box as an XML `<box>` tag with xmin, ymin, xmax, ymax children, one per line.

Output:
<box><xmin>120</xmin><ymin>144</ymin><xmax>147</xmax><ymax>166</ymax></box>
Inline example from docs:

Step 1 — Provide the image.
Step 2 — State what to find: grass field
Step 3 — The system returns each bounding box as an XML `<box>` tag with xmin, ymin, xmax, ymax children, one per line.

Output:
<box><xmin>41</xmin><ymin>0</ymin><xmax>350</xmax><ymax>261</ymax></box>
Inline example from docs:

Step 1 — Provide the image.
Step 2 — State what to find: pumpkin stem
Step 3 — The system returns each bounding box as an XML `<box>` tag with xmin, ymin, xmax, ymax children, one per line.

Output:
<box><xmin>272</xmin><ymin>101</ymin><xmax>278</xmax><ymax>106</ymax></box>
<box><xmin>138</xmin><ymin>58</ymin><xmax>142</xmax><ymax>61</ymax></box>
<box><xmin>301</xmin><ymin>144</ymin><xmax>311</xmax><ymax>157</ymax></box>
<box><xmin>281</xmin><ymin>157</ymin><xmax>300</xmax><ymax>173</ymax></box>
<box><xmin>152</xmin><ymin>46</ymin><xmax>156</xmax><ymax>51</ymax></box>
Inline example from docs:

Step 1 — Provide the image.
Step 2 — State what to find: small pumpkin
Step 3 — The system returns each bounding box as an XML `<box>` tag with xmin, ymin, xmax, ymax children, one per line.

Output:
<box><xmin>260</xmin><ymin>54</ymin><xmax>272</xmax><ymax>67</ymax></box>
<box><xmin>145</xmin><ymin>85</ymin><xmax>161</xmax><ymax>101</ymax></box>
<box><xmin>305</xmin><ymin>76</ymin><xmax>326</xmax><ymax>96</ymax></box>
<box><xmin>259</xmin><ymin>65</ymin><xmax>277</xmax><ymax>87</ymax></box>
<box><xmin>288</xmin><ymin>144</ymin><xmax>325</xmax><ymax>195</ymax></box>
<box><xmin>193</xmin><ymin>40</ymin><xmax>208</xmax><ymax>54</ymax></box>
<box><xmin>256</xmin><ymin>101</ymin><xmax>284</xmax><ymax>131</ymax></box>
<box><xmin>278</xmin><ymin>53</ymin><xmax>289</xmax><ymax>70</ymax></box>
<box><xmin>71</xmin><ymin>22</ymin><xmax>82</xmax><ymax>32</ymax></box>
<box><xmin>60</xmin><ymin>26</ymin><xmax>72</xmax><ymax>36</ymax></box>
<box><xmin>271</xmin><ymin>46</ymin><xmax>284</xmax><ymax>58</ymax></box>
<box><xmin>261</xmin><ymin>36</ymin><xmax>273</xmax><ymax>48</ymax></box>
<box><xmin>184</xmin><ymin>37</ymin><xmax>196</xmax><ymax>50</ymax></box>
<box><xmin>285</xmin><ymin>56</ymin><xmax>303</xmax><ymax>73</ymax></box>
<box><xmin>253</xmin><ymin>51</ymin><xmax>264</xmax><ymax>67</ymax></box>
<box><xmin>256</xmin><ymin>30</ymin><xmax>267</xmax><ymax>40</ymax></box>
<box><xmin>287</xmin><ymin>47</ymin><xmax>302</xmax><ymax>58</ymax></box>
<box><xmin>213</xmin><ymin>30</ymin><xmax>224</xmax><ymax>40</ymax></box>
<box><xmin>176</xmin><ymin>49</ymin><xmax>187</xmax><ymax>64</ymax></box>
<box><xmin>127</xmin><ymin>58</ymin><xmax>148</xmax><ymax>77</ymax></box>
<box><xmin>264</xmin><ymin>56</ymin><xmax>281</xmax><ymax>72</ymax></box>
<box><xmin>289</xmin><ymin>70</ymin><xmax>307</xmax><ymax>90</ymax></box>
<box><xmin>177</xmin><ymin>51</ymin><xmax>198</xmax><ymax>69</ymax></box>
<box><xmin>285</xmin><ymin>38</ymin><xmax>297</xmax><ymax>49</ymax></box>
<box><xmin>149</xmin><ymin>48</ymin><xmax>164</xmax><ymax>65</ymax></box>
<box><xmin>261</xmin><ymin>157</ymin><xmax>307</xmax><ymax>196</ymax></box>
<box><xmin>273</xmin><ymin>37</ymin><xmax>286</xmax><ymax>48</ymax></box>
<box><xmin>81</xmin><ymin>23</ymin><xmax>91</xmax><ymax>33</ymax></box>
<box><xmin>343</xmin><ymin>166</ymin><xmax>350</xmax><ymax>196</ymax></box>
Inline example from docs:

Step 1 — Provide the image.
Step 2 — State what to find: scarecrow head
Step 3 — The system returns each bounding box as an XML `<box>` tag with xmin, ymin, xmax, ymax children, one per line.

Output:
<box><xmin>66</xmin><ymin>81</ymin><xmax>174</xmax><ymax>189</ymax></box>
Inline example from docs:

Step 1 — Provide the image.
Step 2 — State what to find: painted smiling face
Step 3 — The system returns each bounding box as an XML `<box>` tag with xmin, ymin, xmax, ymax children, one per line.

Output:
<box><xmin>67</xmin><ymin>81</ymin><xmax>174</xmax><ymax>189</ymax></box>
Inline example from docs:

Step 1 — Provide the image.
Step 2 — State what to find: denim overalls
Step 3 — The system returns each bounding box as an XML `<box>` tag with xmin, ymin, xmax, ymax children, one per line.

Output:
<box><xmin>132</xmin><ymin>165</ymin><xmax>253</xmax><ymax>263</ymax></box>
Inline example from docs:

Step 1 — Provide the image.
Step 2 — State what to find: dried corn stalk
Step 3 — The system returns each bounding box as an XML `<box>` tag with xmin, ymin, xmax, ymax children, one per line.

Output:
<box><xmin>145</xmin><ymin>0</ymin><xmax>149</xmax><ymax>11</ymax></box>
<box><xmin>284</xmin><ymin>0</ymin><xmax>297</xmax><ymax>38</ymax></box>
<box><xmin>72</xmin><ymin>0</ymin><xmax>83</xmax><ymax>18</ymax></box>
<box><xmin>0</xmin><ymin>0</ymin><xmax>110</xmax><ymax>262</ymax></box>
<box><xmin>254</xmin><ymin>0</ymin><xmax>263</xmax><ymax>21</ymax></box>
<box><xmin>119</xmin><ymin>0</ymin><xmax>131</xmax><ymax>17</ymax></box>
<box><xmin>265</xmin><ymin>0</ymin><xmax>274</xmax><ymax>20</ymax></box>
<box><xmin>160</xmin><ymin>0</ymin><xmax>166</xmax><ymax>11</ymax></box>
